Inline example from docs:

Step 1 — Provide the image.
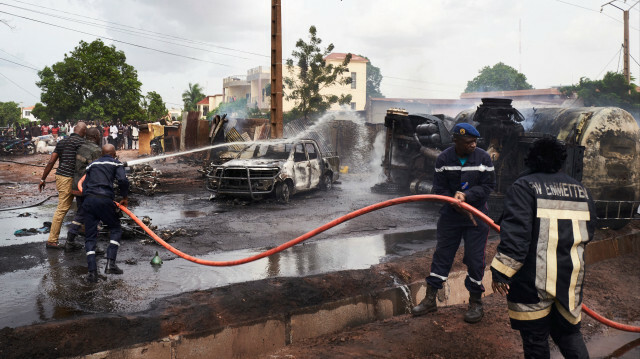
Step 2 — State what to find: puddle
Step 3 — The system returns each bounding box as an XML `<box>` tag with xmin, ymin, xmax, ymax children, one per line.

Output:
<box><xmin>0</xmin><ymin>229</ymin><xmax>438</xmax><ymax>328</ymax></box>
<box><xmin>0</xmin><ymin>201</ymin><xmax>60</xmax><ymax>246</ymax></box>
<box><xmin>551</xmin><ymin>329</ymin><xmax>640</xmax><ymax>358</ymax></box>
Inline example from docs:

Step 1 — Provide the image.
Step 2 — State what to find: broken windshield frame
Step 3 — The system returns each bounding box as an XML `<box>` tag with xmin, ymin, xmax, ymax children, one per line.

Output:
<box><xmin>236</xmin><ymin>143</ymin><xmax>293</xmax><ymax>160</ymax></box>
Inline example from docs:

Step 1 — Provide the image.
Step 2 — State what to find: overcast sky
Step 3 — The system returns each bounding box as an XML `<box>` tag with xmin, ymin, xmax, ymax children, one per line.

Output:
<box><xmin>1</xmin><ymin>0</ymin><xmax>639</xmax><ymax>109</ymax></box>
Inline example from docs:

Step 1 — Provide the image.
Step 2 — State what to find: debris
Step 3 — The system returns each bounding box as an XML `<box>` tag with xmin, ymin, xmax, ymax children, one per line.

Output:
<box><xmin>126</xmin><ymin>164</ymin><xmax>161</xmax><ymax>196</ymax></box>
<box><xmin>14</xmin><ymin>222</ymin><xmax>51</xmax><ymax>236</ymax></box>
<box><xmin>18</xmin><ymin>212</ymin><xmax>31</xmax><ymax>217</ymax></box>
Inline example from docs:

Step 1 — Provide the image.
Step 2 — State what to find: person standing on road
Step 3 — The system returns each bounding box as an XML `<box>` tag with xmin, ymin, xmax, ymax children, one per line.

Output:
<box><xmin>65</xmin><ymin>127</ymin><xmax>103</xmax><ymax>251</ymax></box>
<box><xmin>412</xmin><ymin>123</ymin><xmax>496</xmax><ymax>323</ymax></box>
<box><xmin>80</xmin><ymin>144</ymin><xmax>129</xmax><ymax>283</ymax></box>
<box><xmin>131</xmin><ymin>122</ymin><xmax>139</xmax><ymax>150</ymax></box>
<box><xmin>490</xmin><ymin>138</ymin><xmax>595</xmax><ymax>358</ymax></box>
<box><xmin>109</xmin><ymin>122</ymin><xmax>118</xmax><ymax>147</ymax></box>
<box><xmin>38</xmin><ymin>122</ymin><xmax>87</xmax><ymax>249</ymax></box>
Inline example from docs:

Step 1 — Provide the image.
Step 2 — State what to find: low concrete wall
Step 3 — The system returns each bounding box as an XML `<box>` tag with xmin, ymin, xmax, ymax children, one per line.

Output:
<box><xmin>75</xmin><ymin>232</ymin><xmax>639</xmax><ymax>359</ymax></box>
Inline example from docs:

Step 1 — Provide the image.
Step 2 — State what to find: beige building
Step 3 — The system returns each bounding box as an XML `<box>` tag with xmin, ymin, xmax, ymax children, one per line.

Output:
<box><xmin>196</xmin><ymin>95</ymin><xmax>224</xmax><ymax>119</ymax></box>
<box><xmin>219</xmin><ymin>53</ymin><xmax>367</xmax><ymax>114</ymax></box>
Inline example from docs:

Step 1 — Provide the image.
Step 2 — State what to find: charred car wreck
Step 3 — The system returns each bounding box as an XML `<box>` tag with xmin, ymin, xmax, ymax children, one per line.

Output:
<box><xmin>373</xmin><ymin>98</ymin><xmax>640</xmax><ymax>228</ymax></box>
<box><xmin>206</xmin><ymin>138</ymin><xmax>339</xmax><ymax>203</ymax></box>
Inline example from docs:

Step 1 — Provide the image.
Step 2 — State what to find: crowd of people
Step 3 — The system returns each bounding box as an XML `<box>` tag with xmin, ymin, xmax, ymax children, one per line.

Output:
<box><xmin>7</xmin><ymin>119</ymin><xmax>140</xmax><ymax>151</ymax></box>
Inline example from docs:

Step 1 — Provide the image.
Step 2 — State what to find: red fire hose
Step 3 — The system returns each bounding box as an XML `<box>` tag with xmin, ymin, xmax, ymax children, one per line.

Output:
<box><xmin>115</xmin><ymin>195</ymin><xmax>639</xmax><ymax>332</ymax></box>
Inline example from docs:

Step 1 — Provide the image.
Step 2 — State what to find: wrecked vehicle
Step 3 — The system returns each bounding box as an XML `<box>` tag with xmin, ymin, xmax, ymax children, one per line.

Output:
<box><xmin>373</xmin><ymin>98</ymin><xmax>640</xmax><ymax>228</ymax></box>
<box><xmin>205</xmin><ymin>139</ymin><xmax>339</xmax><ymax>203</ymax></box>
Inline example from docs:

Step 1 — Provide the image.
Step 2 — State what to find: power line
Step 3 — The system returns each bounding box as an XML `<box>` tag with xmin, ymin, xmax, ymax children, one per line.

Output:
<box><xmin>5</xmin><ymin>0</ymin><xmax>269</xmax><ymax>58</ymax></box>
<box><xmin>595</xmin><ymin>45</ymin><xmax>623</xmax><ymax>79</ymax></box>
<box><xmin>0</xmin><ymin>70</ymin><xmax>38</xmax><ymax>98</ymax></box>
<box><xmin>0</xmin><ymin>10</ymin><xmax>235</xmax><ymax>68</ymax></box>
<box><xmin>0</xmin><ymin>56</ymin><xmax>38</xmax><ymax>71</ymax></box>
<box><xmin>0</xmin><ymin>48</ymin><xmax>39</xmax><ymax>68</ymax></box>
<box><xmin>555</xmin><ymin>0</ymin><xmax>639</xmax><ymax>30</ymax></box>
<box><xmin>0</xmin><ymin>3</ymin><xmax>257</xmax><ymax>61</ymax></box>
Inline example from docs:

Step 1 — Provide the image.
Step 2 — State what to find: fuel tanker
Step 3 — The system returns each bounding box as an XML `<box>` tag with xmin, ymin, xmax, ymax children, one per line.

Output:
<box><xmin>372</xmin><ymin>98</ymin><xmax>640</xmax><ymax>228</ymax></box>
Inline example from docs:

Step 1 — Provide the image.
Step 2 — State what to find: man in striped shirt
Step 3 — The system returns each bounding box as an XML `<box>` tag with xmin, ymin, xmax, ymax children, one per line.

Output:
<box><xmin>412</xmin><ymin>123</ymin><xmax>495</xmax><ymax>323</ymax></box>
<box><xmin>39</xmin><ymin>122</ymin><xmax>87</xmax><ymax>249</ymax></box>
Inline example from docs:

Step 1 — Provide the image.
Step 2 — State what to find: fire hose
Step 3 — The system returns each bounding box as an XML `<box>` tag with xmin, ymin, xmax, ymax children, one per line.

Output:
<box><xmin>115</xmin><ymin>195</ymin><xmax>640</xmax><ymax>333</ymax></box>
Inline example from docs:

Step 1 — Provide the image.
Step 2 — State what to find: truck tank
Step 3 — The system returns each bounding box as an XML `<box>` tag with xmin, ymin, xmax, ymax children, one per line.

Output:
<box><xmin>521</xmin><ymin>107</ymin><xmax>640</xmax><ymax>227</ymax></box>
<box><xmin>457</xmin><ymin>105</ymin><xmax>640</xmax><ymax>228</ymax></box>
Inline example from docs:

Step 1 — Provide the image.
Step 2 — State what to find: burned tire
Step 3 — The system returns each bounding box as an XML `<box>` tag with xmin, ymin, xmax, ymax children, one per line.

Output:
<box><xmin>25</xmin><ymin>144</ymin><xmax>35</xmax><ymax>155</ymax></box>
<box><xmin>319</xmin><ymin>172</ymin><xmax>333</xmax><ymax>191</ymax></box>
<box><xmin>275</xmin><ymin>181</ymin><xmax>291</xmax><ymax>204</ymax></box>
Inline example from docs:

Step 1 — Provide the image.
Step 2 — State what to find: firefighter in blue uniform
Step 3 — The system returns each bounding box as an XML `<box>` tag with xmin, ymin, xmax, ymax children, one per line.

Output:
<box><xmin>412</xmin><ymin>123</ymin><xmax>496</xmax><ymax>323</ymax></box>
<box><xmin>80</xmin><ymin>144</ymin><xmax>129</xmax><ymax>283</ymax></box>
<box><xmin>491</xmin><ymin>138</ymin><xmax>595</xmax><ymax>358</ymax></box>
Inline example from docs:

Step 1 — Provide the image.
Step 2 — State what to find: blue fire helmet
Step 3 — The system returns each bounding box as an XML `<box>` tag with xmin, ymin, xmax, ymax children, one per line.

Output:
<box><xmin>451</xmin><ymin>123</ymin><xmax>480</xmax><ymax>138</ymax></box>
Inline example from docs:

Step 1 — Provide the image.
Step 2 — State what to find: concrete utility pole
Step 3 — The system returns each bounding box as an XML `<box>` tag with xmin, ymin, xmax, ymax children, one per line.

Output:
<box><xmin>601</xmin><ymin>1</ymin><xmax>635</xmax><ymax>84</ymax></box>
<box><xmin>270</xmin><ymin>0</ymin><xmax>283</xmax><ymax>139</ymax></box>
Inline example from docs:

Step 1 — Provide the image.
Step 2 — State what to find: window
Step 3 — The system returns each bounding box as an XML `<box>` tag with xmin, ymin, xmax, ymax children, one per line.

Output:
<box><xmin>305</xmin><ymin>143</ymin><xmax>317</xmax><ymax>159</ymax></box>
<box><xmin>294</xmin><ymin>144</ymin><xmax>307</xmax><ymax>162</ymax></box>
<box><xmin>351</xmin><ymin>72</ymin><xmax>357</xmax><ymax>89</ymax></box>
<box><xmin>350</xmin><ymin>102</ymin><xmax>356</xmax><ymax>110</ymax></box>
<box><xmin>24</xmin><ymin>111</ymin><xmax>31</xmax><ymax>116</ymax></box>
<box><xmin>202</xmin><ymin>106</ymin><xmax>209</xmax><ymax>116</ymax></box>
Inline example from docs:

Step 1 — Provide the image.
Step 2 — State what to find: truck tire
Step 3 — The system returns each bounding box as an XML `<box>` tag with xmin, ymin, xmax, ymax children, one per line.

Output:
<box><xmin>320</xmin><ymin>172</ymin><xmax>333</xmax><ymax>191</ymax></box>
<box><xmin>26</xmin><ymin>143</ymin><xmax>35</xmax><ymax>155</ymax></box>
<box><xmin>276</xmin><ymin>181</ymin><xmax>291</xmax><ymax>204</ymax></box>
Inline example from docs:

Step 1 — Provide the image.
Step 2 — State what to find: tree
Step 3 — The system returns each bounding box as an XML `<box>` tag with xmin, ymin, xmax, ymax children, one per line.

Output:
<box><xmin>182</xmin><ymin>83</ymin><xmax>205</xmax><ymax>112</ymax></box>
<box><xmin>465</xmin><ymin>62</ymin><xmax>533</xmax><ymax>93</ymax></box>
<box><xmin>284</xmin><ymin>26</ymin><xmax>353</xmax><ymax>120</ymax></box>
<box><xmin>358</xmin><ymin>55</ymin><xmax>384</xmax><ymax>98</ymax></box>
<box><xmin>560</xmin><ymin>72</ymin><xmax>640</xmax><ymax>113</ymax></box>
<box><xmin>36</xmin><ymin>39</ymin><xmax>142</xmax><ymax>123</ymax></box>
<box><xmin>146</xmin><ymin>91</ymin><xmax>167</xmax><ymax>121</ymax></box>
<box><xmin>0</xmin><ymin>101</ymin><xmax>20</xmax><ymax>127</ymax></box>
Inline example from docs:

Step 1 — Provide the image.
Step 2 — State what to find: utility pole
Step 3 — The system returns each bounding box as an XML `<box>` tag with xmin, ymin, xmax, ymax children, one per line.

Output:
<box><xmin>601</xmin><ymin>1</ymin><xmax>636</xmax><ymax>84</ymax></box>
<box><xmin>270</xmin><ymin>0</ymin><xmax>283</xmax><ymax>139</ymax></box>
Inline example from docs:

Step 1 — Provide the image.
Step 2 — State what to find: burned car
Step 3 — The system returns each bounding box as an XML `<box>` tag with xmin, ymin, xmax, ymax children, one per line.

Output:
<box><xmin>205</xmin><ymin>139</ymin><xmax>339</xmax><ymax>203</ymax></box>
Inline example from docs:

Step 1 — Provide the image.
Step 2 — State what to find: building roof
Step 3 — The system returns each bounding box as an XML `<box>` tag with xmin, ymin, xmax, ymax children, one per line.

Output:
<box><xmin>22</xmin><ymin>106</ymin><xmax>35</xmax><ymax>110</ymax></box>
<box><xmin>324</xmin><ymin>53</ymin><xmax>369</xmax><ymax>63</ymax></box>
<box><xmin>460</xmin><ymin>88</ymin><xmax>563</xmax><ymax>99</ymax></box>
<box><xmin>369</xmin><ymin>97</ymin><xmax>477</xmax><ymax>106</ymax></box>
<box><xmin>196</xmin><ymin>98</ymin><xmax>209</xmax><ymax>105</ymax></box>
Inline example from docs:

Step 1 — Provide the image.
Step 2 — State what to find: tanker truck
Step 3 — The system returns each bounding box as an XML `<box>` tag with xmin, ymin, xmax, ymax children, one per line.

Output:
<box><xmin>371</xmin><ymin>98</ymin><xmax>640</xmax><ymax>229</ymax></box>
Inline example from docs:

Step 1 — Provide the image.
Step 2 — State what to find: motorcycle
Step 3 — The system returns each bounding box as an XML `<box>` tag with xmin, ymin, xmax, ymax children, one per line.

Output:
<box><xmin>1</xmin><ymin>138</ymin><xmax>35</xmax><ymax>155</ymax></box>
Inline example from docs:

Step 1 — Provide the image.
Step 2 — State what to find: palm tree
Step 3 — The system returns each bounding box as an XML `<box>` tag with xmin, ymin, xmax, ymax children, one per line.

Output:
<box><xmin>182</xmin><ymin>83</ymin><xmax>205</xmax><ymax>112</ymax></box>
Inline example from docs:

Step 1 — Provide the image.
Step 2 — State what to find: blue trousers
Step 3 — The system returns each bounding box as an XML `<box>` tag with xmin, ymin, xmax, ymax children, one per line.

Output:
<box><xmin>68</xmin><ymin>196</ymin><xmax>85</xmax><ymax>237</ymax></box>
<box><xmin>82</xmin><ymin>196</ymin><xmax>122</xmax><ymax>272</ymax></box>
<box><xmin>427</xmin><ymin>214</ymin><xmax>489</xmax><ymax>293</ymax></box>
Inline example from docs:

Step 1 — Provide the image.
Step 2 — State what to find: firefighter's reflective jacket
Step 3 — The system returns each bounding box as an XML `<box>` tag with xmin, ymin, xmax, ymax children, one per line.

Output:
<box><xmin>490</xmin><ymin>170</ymin><xmax>596</xmax><ymax>324</ymax></box>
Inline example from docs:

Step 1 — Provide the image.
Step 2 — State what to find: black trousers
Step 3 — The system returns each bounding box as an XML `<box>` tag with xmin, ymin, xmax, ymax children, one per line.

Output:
<box><xmin>427</xmin><ymin>214</ymin><xmax>489</xmax><ymax>292</ymax></box>
<box><xmin>515</xmin><ymin>304</ymin><xmax>589</xmax><ymax>359</ymax></box>
<box><xmin>82</xmin><ymin>196</ymin><xmax>122</xmax><ymax>272</ymax></box>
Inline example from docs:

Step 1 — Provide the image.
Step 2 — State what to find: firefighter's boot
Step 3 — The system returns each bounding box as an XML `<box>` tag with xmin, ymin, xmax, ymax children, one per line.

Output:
<box><xmin>87</xmin><ymin>270</ymin><xmax>98</xmax><ymax>283</ymax></box>
<box><xmin>105</xmin><ymin>259</ymin><xmax>123</xmax><ymax>274</ymax></box>
<box><xmin>464</xmin><ymin>292</ymin><xmax>484</xmax><ymax>323</ymax></box>
<box><xmin>412</xmin><ymin>285</ymin><xmax>438</xmax><ymax>316</ymax></box>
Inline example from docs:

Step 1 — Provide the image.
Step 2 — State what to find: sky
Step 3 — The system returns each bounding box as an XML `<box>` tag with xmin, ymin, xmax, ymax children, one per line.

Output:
<box><xmin>1</xmin><ymin>0</ymin><xmax>639</xmax><ymax>110</ymax></box>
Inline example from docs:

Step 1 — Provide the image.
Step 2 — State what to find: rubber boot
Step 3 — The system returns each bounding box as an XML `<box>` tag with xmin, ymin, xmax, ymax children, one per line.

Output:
<box><xmin>104</xmin><ymin>259</ymin><xmax>123</xmax><ymax>274</ymax></box>
<box><xmin>464</xmin><ymin>292</ymin><xmax>484</xmax><ymax>323</ymax></box>
<box><xmin>87</xmin><ymin>270</ymin><xmax>98</xmax><ymax>283</ymax></box>
<box><xmin>412</xmin><ymin>284</ymin><xmax>438</xmax><ymax>316</ymax></box>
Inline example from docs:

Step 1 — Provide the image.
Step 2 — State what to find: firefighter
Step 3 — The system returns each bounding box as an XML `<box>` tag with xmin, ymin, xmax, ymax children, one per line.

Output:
<box><xmin>412</xmin><ymin>123</ymin><xmax>496</xmax><ymax>323</ymax></box>
<box><xmin>490</xmin><ymin>138</ymin><xmax>595</xmax><ymax>358</ymax></box>
<box><xmin>80</xmin><ymin>144</ymin><xmax>129</xmax><ymax>283</ymax></box>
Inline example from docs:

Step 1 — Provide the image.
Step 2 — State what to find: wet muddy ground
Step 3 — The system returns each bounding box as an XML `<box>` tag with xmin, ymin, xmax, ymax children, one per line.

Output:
<box><xmin>1</xmin><ymin>152</ymin><xmax>639</xmax><ymax>358</ymax></box>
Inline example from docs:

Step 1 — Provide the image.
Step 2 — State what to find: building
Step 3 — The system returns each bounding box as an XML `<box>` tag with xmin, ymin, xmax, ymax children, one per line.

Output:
<box><xmin>219</xmin><ymin>53</ymin><xmax>368</xmax><ymax>114</ymax></box>
<box><xmin>459</xmin><ymin>88</ymin><xmax>580</xmax><ymax>107</ymax></box>
<box><xmin>21</xmin><ymin>105</ymin><xmax>39</xmax><ymax>122</ymax></box>
<box><xmin>196</xmin><ymin>95</ymin><xmax>224</xmax><ymax>119</ymax></box>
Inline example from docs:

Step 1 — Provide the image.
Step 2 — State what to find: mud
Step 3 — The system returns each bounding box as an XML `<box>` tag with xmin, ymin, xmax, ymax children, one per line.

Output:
<box><xmin>0</xmin><ymin>151</ymin><xmax>639</xmax><ymax>358</ymax></box>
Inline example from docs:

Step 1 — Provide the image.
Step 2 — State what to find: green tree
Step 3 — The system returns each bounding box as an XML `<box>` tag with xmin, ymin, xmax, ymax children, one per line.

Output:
<box><xmin>284</xmin><ymin>26</ymin><xmax>353</xmax><ymax>120</ymax></box>
<box><xmin>182</xmin><ymin>83</ymin><xmax>205</xmax><ymax>112</ymax></box>
<box><xmin>30</xmin><ymin>103</ymin><xmax>49</xmax><ymax>122</ymax></box>
<box><xmin>36</xmin><ymin>39</ymin><xmax>142</xmax><ymax>123</ymax></box>
<box><xmin>0</xmin><ymin>101</ymin><xmax>20</xmax><ymax>127</ymax></box>
<box><xmin>560</xmin><ymin>72</ymin><xmax>640</xmax><ymax>113</ymax></box>
<box><xmin>146</xmin><ymin>91</ymin><xmax>167</xmax><ymax>121</ymax></box>
<box><xmin>358</xmin><ymin>55</ymin><xmax>383</xmax><ymax>98</ymax></box>
<box><xmin>465</xmin><ymin>62</ymin><xmax>533</xmax><ymax>93</ymax></box>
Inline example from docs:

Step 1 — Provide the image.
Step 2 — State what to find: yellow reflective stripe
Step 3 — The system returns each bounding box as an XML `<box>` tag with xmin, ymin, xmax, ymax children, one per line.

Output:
<box><xmin>537</xmin><ymin>208</ymin><xmax>590</xmax><ymax>220</ymax></box>
<box><xmin>546</xmin><ymin>218</ymin><xmax>559</xmax><ymax>297</ymax></box>
<box><xmin>555</xmin><ymin>301</ymin><xmax>581</xmax><ymax>324</ymax></box>
<box><xmin>508</xmin><ymin>306</ymin><xmax>552</xmax><ymax>321</ymax></box>
<box><xmin>568</xmin><ymin>220</ymin><xmax>582</xmax><ymax>310</ymax></box>
<box><xmin>490</xmin><ymin>257</ymin><xmax>517</xmax><ymax>277</ymax></box>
